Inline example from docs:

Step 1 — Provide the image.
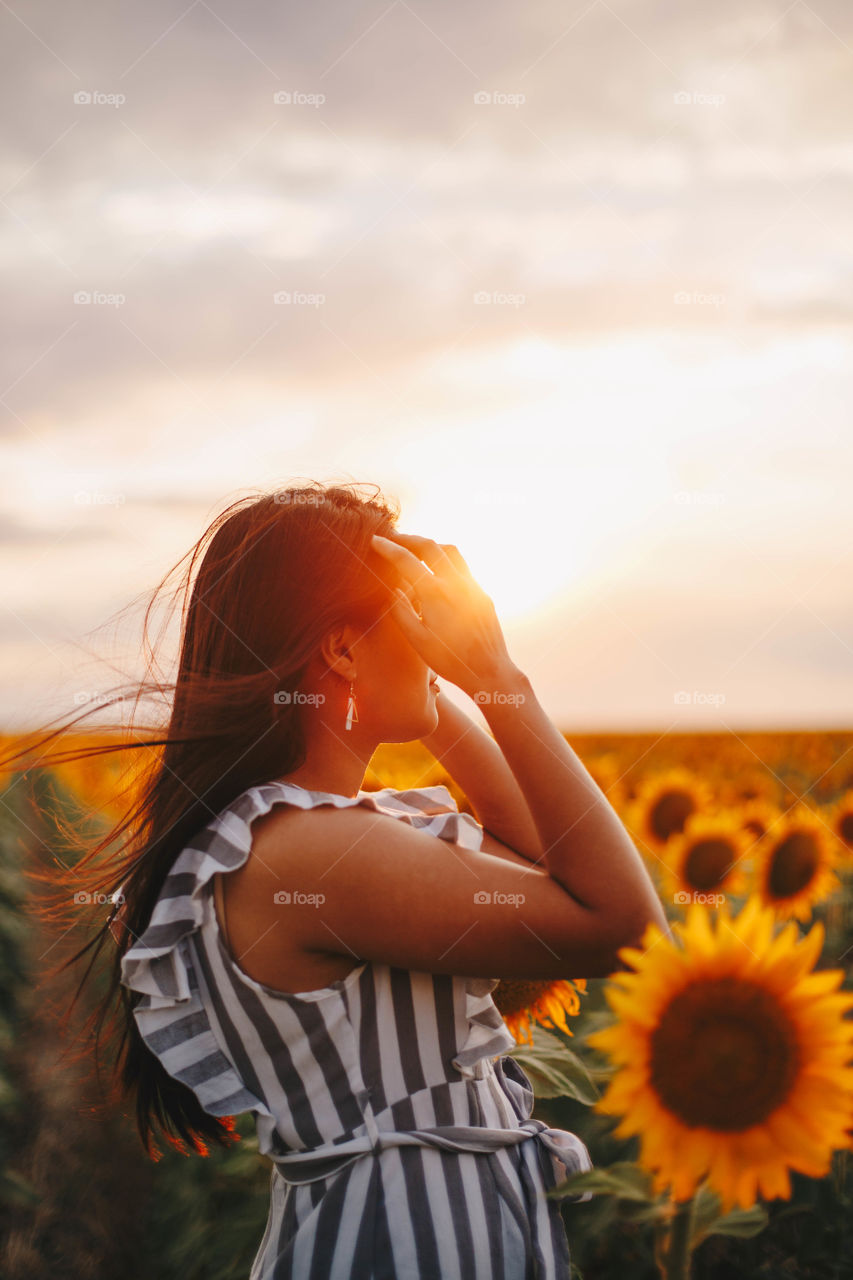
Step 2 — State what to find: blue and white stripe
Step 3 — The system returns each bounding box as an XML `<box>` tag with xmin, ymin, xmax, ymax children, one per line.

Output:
<box><xmin>120</xmin><ymin>781</ymin><xmax>593</xmax><ymax>1279</ymax></box>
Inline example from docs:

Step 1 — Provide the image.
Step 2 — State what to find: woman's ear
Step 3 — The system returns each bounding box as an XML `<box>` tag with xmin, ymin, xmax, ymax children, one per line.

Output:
<box><xmin>318</xmin><ymin>623</ymin><xmax>358</xmax><ymax>681</ymax></box>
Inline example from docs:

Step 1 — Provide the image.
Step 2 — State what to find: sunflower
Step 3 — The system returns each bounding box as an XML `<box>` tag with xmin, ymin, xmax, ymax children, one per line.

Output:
<box><xmin>659</xmin><ymin>811</ymin><xmax>750</xmax><ymax>906</ymax></box>
<box><xmin>824</xmin><ymin>789</ymin><xmax>853</xmax><ymax>858</ymax></box>
<box><xmin>754</xmin><ymin>805</ymin><xmax>841</xmax><ymax>922</ymax></box>
<box><xmin>626</xmin><ymin>768</ymin><xmax>713</xmax><ymax>856</ymax></box>
<box><xmin>585</xmin><ymin>896</ymin><xmax>853</xmax><ymax>1212</ymax></box>
<box><xmin>716</xmin><ymin>769</ymin><xmax>779</xmax><ymax>808</ymax></box>
<box><xmin>737</xmin><ymin>798</ymin><xmax>783</xmax><ymax>846</ymax></box>
<box><xmin>492</xmin><ymin>978</ymin><xmax>587</xmax><ymax>1046</ymax></box>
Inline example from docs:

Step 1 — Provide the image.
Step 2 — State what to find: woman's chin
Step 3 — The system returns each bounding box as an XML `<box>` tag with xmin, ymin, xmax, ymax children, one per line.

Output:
<box><xmin>380</xmin><ymin>704</ymin><xmax>440</xmax><ymax>743</ymax></box>
<box><xmin>421</xmin><ymin>702</ymin><xmax>440</xmax><ymax>735</ymax></box>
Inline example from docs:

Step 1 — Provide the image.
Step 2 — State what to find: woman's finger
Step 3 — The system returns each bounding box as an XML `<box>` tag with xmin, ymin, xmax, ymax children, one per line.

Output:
<box><xmin>374</xmin><ymin>531</ymin><xmax>460</xmax><ymax>579</ymax></box>
<box><xmin>370</xmin><ymin>534</ymin><xmax>441</xmax><ymax>593</ymax></box>
<box><xmin>438</xmin><ymin>543</ymin><xmax>474</xmax><ymax>579</ymax></box>
<box><xmin>385</xmin><ymin>585</ymin><xmax>431</xmax><ymax>648</ymax></box>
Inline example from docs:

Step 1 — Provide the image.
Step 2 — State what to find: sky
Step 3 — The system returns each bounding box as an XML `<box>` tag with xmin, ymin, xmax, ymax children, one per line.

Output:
<box><xmin>2</xmin><ymin>0</ymin><xmax>853</xmax><ymax>733</ymax></box>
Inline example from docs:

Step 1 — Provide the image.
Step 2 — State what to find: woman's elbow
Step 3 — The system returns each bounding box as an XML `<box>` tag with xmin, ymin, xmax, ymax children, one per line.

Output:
<box><xmin>613</xmin><ymin>899</ymin><xmax>672</xmax><ymax>960</ymax></box>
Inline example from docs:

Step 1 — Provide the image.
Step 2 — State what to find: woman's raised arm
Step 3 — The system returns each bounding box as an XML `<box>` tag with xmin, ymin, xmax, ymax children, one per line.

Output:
<box><xmin>419</xmin><ymin>690</ymin><xmax>544</xmax><ymax>863</ymax></box>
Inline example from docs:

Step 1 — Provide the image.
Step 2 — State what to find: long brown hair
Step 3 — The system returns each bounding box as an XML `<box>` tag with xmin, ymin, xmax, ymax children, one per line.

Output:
<box><xmin>2</xmin><ymin>481</ymin><xmax>401</xmax><ymax>1159</ymax></box>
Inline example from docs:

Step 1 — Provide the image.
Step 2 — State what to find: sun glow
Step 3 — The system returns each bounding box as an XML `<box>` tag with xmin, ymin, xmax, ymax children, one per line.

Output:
<box><xmin>387</xmin><ymin>334</ymin><xmax>683</xmax><ymax>623</ymax></box>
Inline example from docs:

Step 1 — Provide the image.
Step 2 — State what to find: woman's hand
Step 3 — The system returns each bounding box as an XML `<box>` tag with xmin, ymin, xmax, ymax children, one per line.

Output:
<box><xmin>370</xmin><ymin>531</ymin><xmax>520</xmax><ymax>698</ymax></box>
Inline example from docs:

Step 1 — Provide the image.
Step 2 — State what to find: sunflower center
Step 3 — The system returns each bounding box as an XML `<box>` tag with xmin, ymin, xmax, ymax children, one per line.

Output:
<box><xmin>650</xmin><ymin>792</ymin><xmax>694</xmax><ymax>842</ymax></box>
<box><xmin>683</xmin><ymin>839</ymin><xmax>736</xmax><ymax>891</ymax></box>
<box><xmin>767</xmin><ymin>832</ymin><xmax>819</xmax><ymax>899</ymax></box>
<box><xmin>492</xmin><ymin>979</ymin><xmax>553</xmax><ymax>1018</ymax></box>
<box><xmin>649</xmin><ymin>977</ymin><xmax>800</xmax><ymax>1131</ymax></box>
<box><xmin>838</xmin><ymin>812</ymin><xmax>853</xmax><ymax>846</ymax></box>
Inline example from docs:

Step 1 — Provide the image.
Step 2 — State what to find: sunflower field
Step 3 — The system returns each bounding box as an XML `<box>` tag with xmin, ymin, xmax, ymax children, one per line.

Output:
<box><xmin>1</xmin><ymin>728</ymin><xmax>852</xmax><ymax>1279</ymax></box>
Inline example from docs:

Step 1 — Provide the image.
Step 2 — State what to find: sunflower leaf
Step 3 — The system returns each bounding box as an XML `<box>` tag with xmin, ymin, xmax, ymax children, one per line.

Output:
<box><xmin>507</xmin><ymin>1027</ymin><xmax>600</xmax><ymax>1103</ymax></box>
<box><xmin>697</xmin><ymin>1204</ymin><xmax>769</xmax><ymax>1242</ymax></box>
<box><xmin>546</xmin><ymin>1161</ymin><xmax>658</xmax><ymax>1204</ymax></box>
<box><xmin>615</xmin><ymin>1200</ymin><xmax>672</xmax><ymax>1225</ymax></box>
<box><xmin>687</xmin><ymin>1179</ymin><xmax>726</xmax><ymax>1243</ymax></box>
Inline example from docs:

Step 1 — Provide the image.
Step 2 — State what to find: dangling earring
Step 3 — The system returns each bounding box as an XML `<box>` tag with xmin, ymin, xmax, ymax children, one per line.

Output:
<box><xmin>344</xmin><ymin>679</ymin><xmax>358</xmax><ymax>731</ymax></box>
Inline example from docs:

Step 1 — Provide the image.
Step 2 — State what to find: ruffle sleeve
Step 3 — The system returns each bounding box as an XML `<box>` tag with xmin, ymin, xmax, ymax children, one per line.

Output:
<box><xmin>120</xmin><ymin>781</ymin><xmax>482</xmax><ymax>1007</ymax></box>
<box><xmin>364</xmin><ymin>783</ymin><xmax>486</xmax><ymax>850</ymax></box>
<box><xmin>118</xmin><ymin>779</ymin><xmax>510</xmax><ymax>1106</ymax></box>
<box><xmin>451</xmin><ymin>975</ymin><xmax>517</xmax><ymax>1075</ymax></box>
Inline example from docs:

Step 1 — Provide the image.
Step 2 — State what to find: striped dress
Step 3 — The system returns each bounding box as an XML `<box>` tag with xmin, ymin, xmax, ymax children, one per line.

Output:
<box><xmin>120</xmin><ymin>781</ymin><xmax>593</xmax><ymax>1279</ymax></box>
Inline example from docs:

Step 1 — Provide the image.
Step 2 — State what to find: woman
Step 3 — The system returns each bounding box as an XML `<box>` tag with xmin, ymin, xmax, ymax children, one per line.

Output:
<box><xmin>15</xmin><ymin>481</ymin><xmax>668</xmax><ymax>1279</ymax></box>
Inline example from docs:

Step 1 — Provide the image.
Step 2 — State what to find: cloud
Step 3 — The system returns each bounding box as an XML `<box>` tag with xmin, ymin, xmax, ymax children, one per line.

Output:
<box><xmin>2</xmin><ymin>0</ymin><xmax>853</xmax><ymax>725</ymax></box>
<box><xmin>0</xmin><ymin>512</ymin><xmax>117</xmax><ymax>545</ymax></box>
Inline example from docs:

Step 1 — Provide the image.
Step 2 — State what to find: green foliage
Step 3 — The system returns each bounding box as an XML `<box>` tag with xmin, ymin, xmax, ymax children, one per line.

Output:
<box><xmin>0</xmin><ymin>777</ymin><xmax>34</xmax><ymax>1214</ymax></box>
<box><xmin>549</xmin><ymin>1159</ymin><xmax>658</xmax><ymax>1205</ymax></box>
<box><xmin>135</xmin><ymin>1117</ymin><xmax>271</xmax><ymax>1280</ymax></box>
<box><xmin>506</xmin><ymin>1024</ymin><xmax>601</xmax><ymax>1103</ymax></box>
<box><xmin>689</xmin><ymin>1181</ymin><xmax>769</xmax><ymax>1246</ymax></box>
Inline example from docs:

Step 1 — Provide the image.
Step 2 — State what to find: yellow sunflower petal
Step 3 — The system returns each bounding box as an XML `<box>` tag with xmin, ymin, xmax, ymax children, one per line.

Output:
<box><xmin>587</xmin><ymin>893</ymin><xmax>853</xmax><ymax>1210</ymax></box>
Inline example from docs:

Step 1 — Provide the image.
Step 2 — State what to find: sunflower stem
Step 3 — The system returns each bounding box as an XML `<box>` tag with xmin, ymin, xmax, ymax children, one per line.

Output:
<box><xmin>661</xmin><ymin>1196</ymin><xmax>696</xmax><ymax>1280</ymax></box>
